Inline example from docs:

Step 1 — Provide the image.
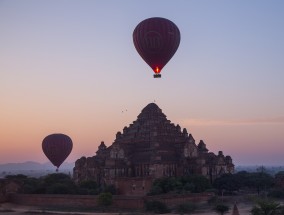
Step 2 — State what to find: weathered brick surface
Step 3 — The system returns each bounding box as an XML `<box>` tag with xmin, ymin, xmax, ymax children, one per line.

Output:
<box><xmin>0</xmin><ymin>194</ymin><xmax>7</xmax><ymax>203</ymax></box>
<box><xmin>73</xmin><ymin>103</ymin><xmax>234</xmax><ymax>195</ymax></box>
<box><xmin>8</xmin><ymin>193</ymin><xmax>213</xmax><ymax>209</ymax></box>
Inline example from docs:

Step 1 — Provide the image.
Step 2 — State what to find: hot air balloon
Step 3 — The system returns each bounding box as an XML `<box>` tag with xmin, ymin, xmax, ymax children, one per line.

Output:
<box><xmin>42</xmin><ymin>133</ymin><xmax>73</xmax><ymax>172</ymax></box>
<box><xmin>133</xmin><ymin>17</ymin><xmax>180</xmax><ymax>78</ymax></box>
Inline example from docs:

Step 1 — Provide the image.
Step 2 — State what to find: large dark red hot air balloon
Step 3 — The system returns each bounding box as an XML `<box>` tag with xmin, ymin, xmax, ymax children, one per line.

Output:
<box><xmin>133</xmin><ymin>17</ymin><xmax>180</xmax><ymax>78</ymax></box>
<box><xmin>42</xmin><ymin>133</ymin><xmax>73</xmax><ymax>171</ymax></box>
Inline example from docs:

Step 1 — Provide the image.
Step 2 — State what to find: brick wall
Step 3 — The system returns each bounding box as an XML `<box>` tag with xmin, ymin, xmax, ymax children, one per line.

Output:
<box><xmin>0</xmin><ymin>194</ymin><xmax>7</xmax><ymax>203</ymax></box>
<box><xmin>113</xmin><ymin>177</ymin><xmax>153</xmax><ymax>196</ymax></box>
<box><xmin>8</xmin><ymin>192</ymin><xmax>213</xmax><ymax>209</ymax></box>
<box><xmin>146</xmin><ymin>192</ymin><xmax>214</xmax><ymax>207</ymax></box>
<box><xmin>8</xmin><ymin>194</ymin><xmax>144</xmax><ymax>209</ymax></box>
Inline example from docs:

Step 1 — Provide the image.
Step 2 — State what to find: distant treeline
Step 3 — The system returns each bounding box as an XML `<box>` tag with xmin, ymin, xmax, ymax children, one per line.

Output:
<box><xmin>4</xmin><ymin>173</ymin><xmax>115</xmax><ymax>195</ymax></box>
<box><xmin>3</xmin><ymin>169</ymin><xmax>284</xmax><ymax>198</ymax></box>
<box><xmin>235</xmin><ymin>165</ymin><xmax>284</xmax><ymax>175</ymax></box>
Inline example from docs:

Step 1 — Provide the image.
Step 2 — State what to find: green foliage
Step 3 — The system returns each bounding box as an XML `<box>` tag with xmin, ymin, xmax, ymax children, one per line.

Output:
<box><xmin>181</xmin><ymin>175</ymin><xmax>211</xmax><ymax>193</ymax></box>
<box><xmin>148</xmin><ymin>175</ymin><xmax>211</xmax><ymax>195</ymax></box>
<box><xmin>275</xmin><ymin>171</ymin><xmax>284</xmax><ymax>179</ymax></box>
<box><xmin>5</xmin><ymin>174</ymin><xmax>27</xmax><ymax>180</ymax></box>
<box><xmin>248</xmin><ymin>172</ymin><xmax>274</xmax><ymax>194</ymax></box>
<box><xmin>213</xmin><ymin>173</ymin><xmax>241</xmax><ymax>194</ymax></box>
<box><xmin>148</xmin><ymin>185</ymin><xmax>163</xmax><ymax>195</ymax></box>
<box><xmin>38</xmin><ymin>173</ymin><xmax>77</xmax><ymax>194</ymax></box>
<box><xmin>213</xmin><ymin>171</ymin><xmax>274</xmax><ymax>195</ymax></box>
<box><xmin>4</xmin><ymin>173</ymin><xmax>76</xmax><ymax>194</ymax></box>
<box><xmin>176</xmin><ymin>202</ymin><xmax>197</xmax><ymax>214</ymax></box>
<box><xmin>145</xmin><ymin>200</ymin><xmax>170</xmax><ymax>214</ymax></box>
<box><xmin>213</xmin><ymin>204</ymin><xmax>229</xmax><ymax>215</ymax></box>
<box><xmin>42</xmin><ymin>173</ymin><xmax>72</xmax><ymax>186</ymax></box>
<box><xmin>3</xmin><ymin>174</ymin><xmax>41</xmax><ymax>194</ymax></box>
<box><xmin>250</xmin><ymin>199</ymin><xmax>281</xmax><ymax>215</ymax></box>
<box><xmin>20</xmin><ymin>177</ymin><xmax>39</xmax><ymax>194</ymax></box>
<box><xmin>79</xmin><ymin>180</ymin><xmax>98</xmax><ymax>189</ymax></box>
<box><xmin>97</xmin><ymin>192</ymin><xmax>113</xmax><ymax>207</ymax></box>
<box><xmin>278</xmin><ymin>206</ymin><xmax>284</xmax><ymax>214</ymax></box>
<box><xmin>3</xmin><ymin>173</ymin><xmax>115</xmax><ymax>196</ymax></box>
<box><xmin>156</xmin><ymin>177</ymin><xmax>178</xmax><ymax>193</ymax></box>
<box><xmin>104</xmin><ymin>184</ymin><xmax>117</xmax><ymax>195</ymax></box>
<box><xmin>148</xmin><ymin>177</ymin><xmax>177</xmax><ymax>195</ymax></box>
<box><xmin>78</xmin><ymin>180</ymin><xmax>99</xmax><ymax>195</ymax></box>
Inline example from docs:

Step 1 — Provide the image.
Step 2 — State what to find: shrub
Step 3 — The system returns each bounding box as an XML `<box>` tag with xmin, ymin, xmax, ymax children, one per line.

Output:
<box><xmin>97</xmin><ymin>192</ymin><xmax>113</xmax><ymax>207</ymax></box>
<box><xmin>104</xmin><ymin>184</ymin><xmax>116</xmax><ymax>195</ymax></box>
<box><xmin>278</xmin><ymin>205</ymin><xmax>284</xmax><ymax>214</ymax></box>
<box><xmin>78</xmin><ymin>180</ymin><xmax>100</xmax><ymax>195</ymax></box>
<box><xmin>148</xmin><ymin>185</ymin><xmax>163</xmax><ymax>195</ymax></box>
<box><xmin>148</xmin><ymin>175</ymin><xmax>211</xmax><ymax>195</ymax></box>
<box><xmin>250</xmin><ymin>199</ymin><xmax>281</xmax><ymax>215</ymax></box>
<box><xmin>39</xmin><ymin>173</ymin><xmax>76</xmax><ymax>194</ymax></box>
<box><xmin>184</xmin><ymin>182</ymin><xmax>195</xmax><ymax>191</ymax></box>
<box><xmin>79</xmin><ymin>180</ymin><xmax>98</xmax><ymax>189</ymax></box>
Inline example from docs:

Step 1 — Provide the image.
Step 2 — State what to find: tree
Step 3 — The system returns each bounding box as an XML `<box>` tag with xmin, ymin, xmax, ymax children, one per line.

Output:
<box><xmin>79</xmin><ymin>180</ymin><xmax>98</xmax><ymax>189</ymax></box>
<box><xmin>247</xmin><ymin>172</ymin><xmax>274</xmax><ymax>195</ymax></box>
<box><xmin>212</xmin><ymin>171</ymin><xmax>274</xmax><ymax>196</ymax></box>
<box><xmin>78</xmin><ymin>180</ymin><xmax>99</xmax><ymax>195</ymax></box>
<box><xmin>148</xmin><ymin>175</ymin><xmax>211</xmax><ymax>195</ymax></box>
<box><xmin>5</xmin><ymin>174</ymin><xmax>27</xmax><ymax>180</ymax></box>
<box><xmin>251</xmin><ymin>199</ymin><xmax>281</xmax><ymax>215</ymax></box>
<box><xmin>183</xmin><ymin>175</ymin><xmax>211</xmax><ymax>193</ymax></box>
<box><xmin>213</xmin><ymin>173</ymin><xmax>241</xmax><ymax>194</ymax></box>
<box><xmin>149</xmin><ymin>177</ymin><xmax>179</xmax><ymax>194</ymax></box>
<box><xmin>37</xmin><ymin>173</ymin><xmax>77</xmax><ymax>194</ymax></box>
<box><xmin>104</xmin><ymin>184</ymin><xmax>117</xmax><ymax>195</ymax></box>
<box><xmin>274</xmin><ymin>171</ymin><xmax>284</xmax><ymax>188</ymax></box>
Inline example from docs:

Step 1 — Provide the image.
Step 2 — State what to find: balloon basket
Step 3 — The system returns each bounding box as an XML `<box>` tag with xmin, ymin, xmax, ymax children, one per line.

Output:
<box><xmin>154</xmin><ymin>74</ymin><xmax>161</xmax><ymax>78</ymax></box>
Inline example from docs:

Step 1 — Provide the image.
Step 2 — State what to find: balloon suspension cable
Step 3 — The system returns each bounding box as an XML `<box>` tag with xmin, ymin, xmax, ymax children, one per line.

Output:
<box><xmin>154</xmin><ymin>74</ymin><xmax>161</xmax><ymax>78</ymax></box>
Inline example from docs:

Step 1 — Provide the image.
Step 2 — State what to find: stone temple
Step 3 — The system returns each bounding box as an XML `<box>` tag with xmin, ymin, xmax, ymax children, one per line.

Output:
<box><xmin>73</xmin><ymin>103</ymin><xmax>234</xmax><ymax>195</ymax></box>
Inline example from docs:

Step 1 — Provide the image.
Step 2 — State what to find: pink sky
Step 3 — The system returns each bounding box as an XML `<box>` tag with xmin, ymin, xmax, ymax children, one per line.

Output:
<box><xmin>0</xmin><ymin>1</ymin><xmax>283</xmax><ymax>166</ymax></box>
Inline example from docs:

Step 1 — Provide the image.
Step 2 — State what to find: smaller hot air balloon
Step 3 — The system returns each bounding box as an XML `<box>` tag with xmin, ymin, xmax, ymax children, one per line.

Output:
<box><xmin>42</xmin><ymin>133</ymin><xmax>73</xmax><ymax>172</ymax></box>
<box><xmin>133</xmin><ymin>17</ymin><xmax>181</xmax><ymax>78</ymax></box>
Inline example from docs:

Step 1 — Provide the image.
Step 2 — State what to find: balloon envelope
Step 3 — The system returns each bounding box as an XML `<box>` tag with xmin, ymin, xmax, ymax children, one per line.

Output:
<box><xmin>133</xmin><ymin>17</ymin><xmax>180</xmax><ymax>77</ymax></box>
<box><xmin>42</xmin><ymin>133</ymin><xmax>73</xmax><ymax>170</ymax></box>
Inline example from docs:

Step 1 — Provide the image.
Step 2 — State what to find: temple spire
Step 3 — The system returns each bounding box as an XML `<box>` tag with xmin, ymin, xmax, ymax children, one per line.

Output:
<box><xmin>231</xmin><ymin>203</ymin><xmax>240</xmax><ymax>215</ymax></box>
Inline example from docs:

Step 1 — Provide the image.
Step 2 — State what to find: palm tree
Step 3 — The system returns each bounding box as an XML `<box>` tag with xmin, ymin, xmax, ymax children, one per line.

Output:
<box><xmin>250</xmin><ymin>199</ymin><xmax>281</xmax><ymax>215</ymax></box>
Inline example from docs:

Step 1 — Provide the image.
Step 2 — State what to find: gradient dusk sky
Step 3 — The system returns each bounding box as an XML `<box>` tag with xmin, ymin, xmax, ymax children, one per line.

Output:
<box><xmin>1</xmin><ymin>1</ymin><xmax>283</xmax><ymax>166</ymax></box>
